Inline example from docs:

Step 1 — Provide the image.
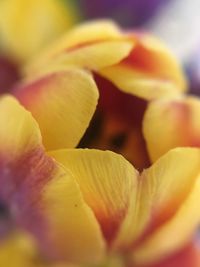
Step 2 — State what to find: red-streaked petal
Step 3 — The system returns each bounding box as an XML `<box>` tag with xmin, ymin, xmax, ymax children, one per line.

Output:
<box><xmin>113</xmin><ymin>148</ymin><xmax>200</xmax><ymax>256</ymax></box>
<box><xmin>99</xmin><ymin>33</ymin><xmax>187</xmax><ymax>100</ymax></box>
<box><xmin>49</xmin><ymin>148</ymin><xmax>139</xmax><ymax>245</ymax></box>
<box><xmin>131</xmin><ymin>171</ymin><xmax>200</xmax><ymax>265</ymax></box>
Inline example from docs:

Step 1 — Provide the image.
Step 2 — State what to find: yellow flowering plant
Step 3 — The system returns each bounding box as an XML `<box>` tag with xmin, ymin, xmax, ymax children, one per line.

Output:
<box><xmin>25</xmin><ymin>20</ymin><xmax>189</xmax><ymax>170</ymax></box>
<box><xmin>0</xmin><ymin>3</ymin><xmax>199</xmax><ymax>266</ymax></box>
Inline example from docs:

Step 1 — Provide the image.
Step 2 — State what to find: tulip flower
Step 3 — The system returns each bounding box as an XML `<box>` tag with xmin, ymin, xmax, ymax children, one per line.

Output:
<box><xmin>0</xmin><ymin>17</ymin><xmax>198</xmax><ymax>267</ymax></box>
<box><xmin>26</xmin><ymin>20</ymin><xmax>187</xmax><ymax>170</ymax></box>
<box><xmin>0</xmin><ymin>95</ymin><xmax>199</xmax><ymax>267</ymax></box>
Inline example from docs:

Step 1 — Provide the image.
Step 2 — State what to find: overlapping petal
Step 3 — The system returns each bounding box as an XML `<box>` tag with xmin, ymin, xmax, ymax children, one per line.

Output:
<box><xmin>27</xmin><ymin>20</ymin><xmax>187</xmax><ymax>171</ymax></box>
<box><xmin>0</xmin><ymin>95</ymin><xmax>41</xmax><ymax>159</ymax></box>
<box><xmin>0</xmin><ymin>96</ymin><xmax>200</xmax><ymax>266</ymax></box>
<box><xmin>99</xmin><ymin>34</ymin><xmax>187</xmax><ymax>100</ymax></box>
<box><xmin>49</xmin><ymin>147</ymin><xmax>200</xmax><ymax>266</ymax></box>
<box><xmin>26</xmin><ymin>20</ymin><xmax>186</xmax><ymax>100</ymax></box>
<box><xmin>40</xmin><ymin>162</ymin><xmax>105</xmax><ymax>263</ymax></box>
<box><xmin>13</xmin><ymin>68</ymin><xmax>99</xmax><ymax>151</ymax></box>
<box><xmin>143</xmin><ymin>96</ymin><xmax>200</xmax><ymax>162</ymax></box>
<box><xmin>0</xmin><ymin>96</ymin><xmax>105</xmax><ymax>263</ymax></box>
<box><xmin>0</xmin><ymin>0</ymin><xmax>78</xmax><ymax>62</ymax></box>
<box><xmin>131</xmin><ymin>174</ymin><xmax>200</xmax><ymax>265</ymax></box>
<box><xmin>0</xmin><ymin>15</ymin><xmax>198</xmax><ymax>267</ymax></box>
<box><xmin>26</xmin><ymin>20</ymin><xmax>134</xmax><ymax>75</ymax></box>
<box><xmin>112</xmin><ymin>148</ymin><xmax>200</xmax><ymax>264</ymax></box>
<box><xmin>49</xmin><ymin>149</ymin><xmax>139</xmax><ymax>244</ymax></box>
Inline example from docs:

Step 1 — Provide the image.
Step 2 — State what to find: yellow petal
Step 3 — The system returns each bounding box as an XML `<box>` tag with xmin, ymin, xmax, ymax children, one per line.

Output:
<box><xmin>131</xmin><ymin>173</ymin><xmax>200</xmax><ymax>265</ymax></box>
<box><xmin>99</xmin><ymin>65</ymin><xmax>183</xmax><ymax>100</ymax></box>
<box><xmin>38</xmin><ymin>20</ymin><xmax>122</xmax><ymax>54</ymax></box>
<box><xmin>49</xmin><ymin>149</ymin><xmax>139</xmax><ymax>244</ymax></box>
<box><xmin>40</xmin><ymin>163</ymin><xmax>105</xmax><ymax>264</ymax></box>
<box><xmin>0</xmin><ymin>95</ymin><xmax>41</xmax><ymax>157</ymax></box>
<box><xmin>113</xmin><ymin>148</ymin><xmax>200</xmax><ymax>252</ymax></box>
<box><xmin>0</xmin><ymin>232</ymin><xmax>38</xmax><ymax>267</ymax></box>
<box><xmin>99</xmin><ymin>34</ymin><xmax>187</xmax><ymax>100</ymax></box>
<box><xmin>25</xmin><ymin>20</ymin><xmax>133</xmax><ymax>75</ymax></box>
<box><xmin>0</xmin><ymin>232</ymin><xmax>82</xmax><ymax>267</ymax></box>
<box><xmin>0</xmin><ymin>0</ymin><xmax>78</xmax><ymax>62</ymax></box>
<box><xmin>143</xmin><ymin>96</ymin><xmax>200</xmax><ymax>162</ymax></box>
<box><xmin>0</xmin><ymin>96</ymin><xmax>105</xmax><ymax>263</ymax></box>
<box><xmin>50</xmin><ymin>40</ymin><xmax>134</xmax><ymax>71</ymax></box>
<box><xmin>14</xmin><ymin>68</ymin><xmax>99</xmax><ymax>150</ymax></box>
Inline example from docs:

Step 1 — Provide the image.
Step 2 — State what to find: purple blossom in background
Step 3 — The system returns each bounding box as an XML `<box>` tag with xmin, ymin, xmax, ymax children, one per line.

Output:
<box><xmin>79</xmin><ymin>0</ymin><xmax>171</xmax><ymax>26</ymax></box>
<box><xmin>186</xmin><ymin>47</ymin><xmax>200</xmax><ymax>96</ymax></box>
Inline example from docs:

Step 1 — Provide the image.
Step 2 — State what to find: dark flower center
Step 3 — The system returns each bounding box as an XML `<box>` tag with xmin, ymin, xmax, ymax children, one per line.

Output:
<box><xmin>0</xmin><ymin>55</ymin><xmax>21</xmax><ymax>94</ymax></box>
<box><xmin>79</xmin><ymin>73</ymin><xmax>151</xmax><ymax>171</ymax></box>
<box><xmin>0</xmin><ymin>200</ymin><xmax>14</xmax><ymax>238</ymax></box>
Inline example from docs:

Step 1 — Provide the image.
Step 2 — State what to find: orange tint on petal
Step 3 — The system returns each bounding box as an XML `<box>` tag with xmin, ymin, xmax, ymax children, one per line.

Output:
<box><xmin>122</xmin><ymin>146</ymin><xmax>200</xmax><ymax>266</ymax></box>
<box><xmin>147</xmin><ymin>242</ymin><xmax>200</xmax><ymax>267</ymax></box>
<box><xmin>99</xmin><ymin>33</ymin><xmax>186</xmax><ymax>100</ymax></box>
<box><xmin>49</xmin><ymin>149</ymin><xmax>139</xmax><ymax>245</ymax></box>
<box><xmin>113</xmin><ymin>148</ymin><xmax>200</xmax><ymax>255</ymax></box>
<box><xmin>143</xmin><ymin>96</ymin><xmax>200</xmax><ymax>162</ymax></box>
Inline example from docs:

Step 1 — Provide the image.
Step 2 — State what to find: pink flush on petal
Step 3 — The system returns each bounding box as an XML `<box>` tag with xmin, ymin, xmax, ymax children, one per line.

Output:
<box><xmin>148</xmin><ymin>242</ymin><xmax>200</xmax><ymax>267</ymax></box>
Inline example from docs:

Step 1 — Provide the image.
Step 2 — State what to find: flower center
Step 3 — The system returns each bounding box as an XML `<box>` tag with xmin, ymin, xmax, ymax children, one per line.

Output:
<box><xmin>0</xmin><ymin>55</ymin><xmax>20</xmax><ymax>94</ymax></box>
<box><xmin>79</xmin><ymin>73</ymin><xmax>151</xmax><ymax>171</ymax></box>
<box><xmin>0</xmin><ymin>200</ymin><xmax>14</xmax><ymax>238</ymax></box>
